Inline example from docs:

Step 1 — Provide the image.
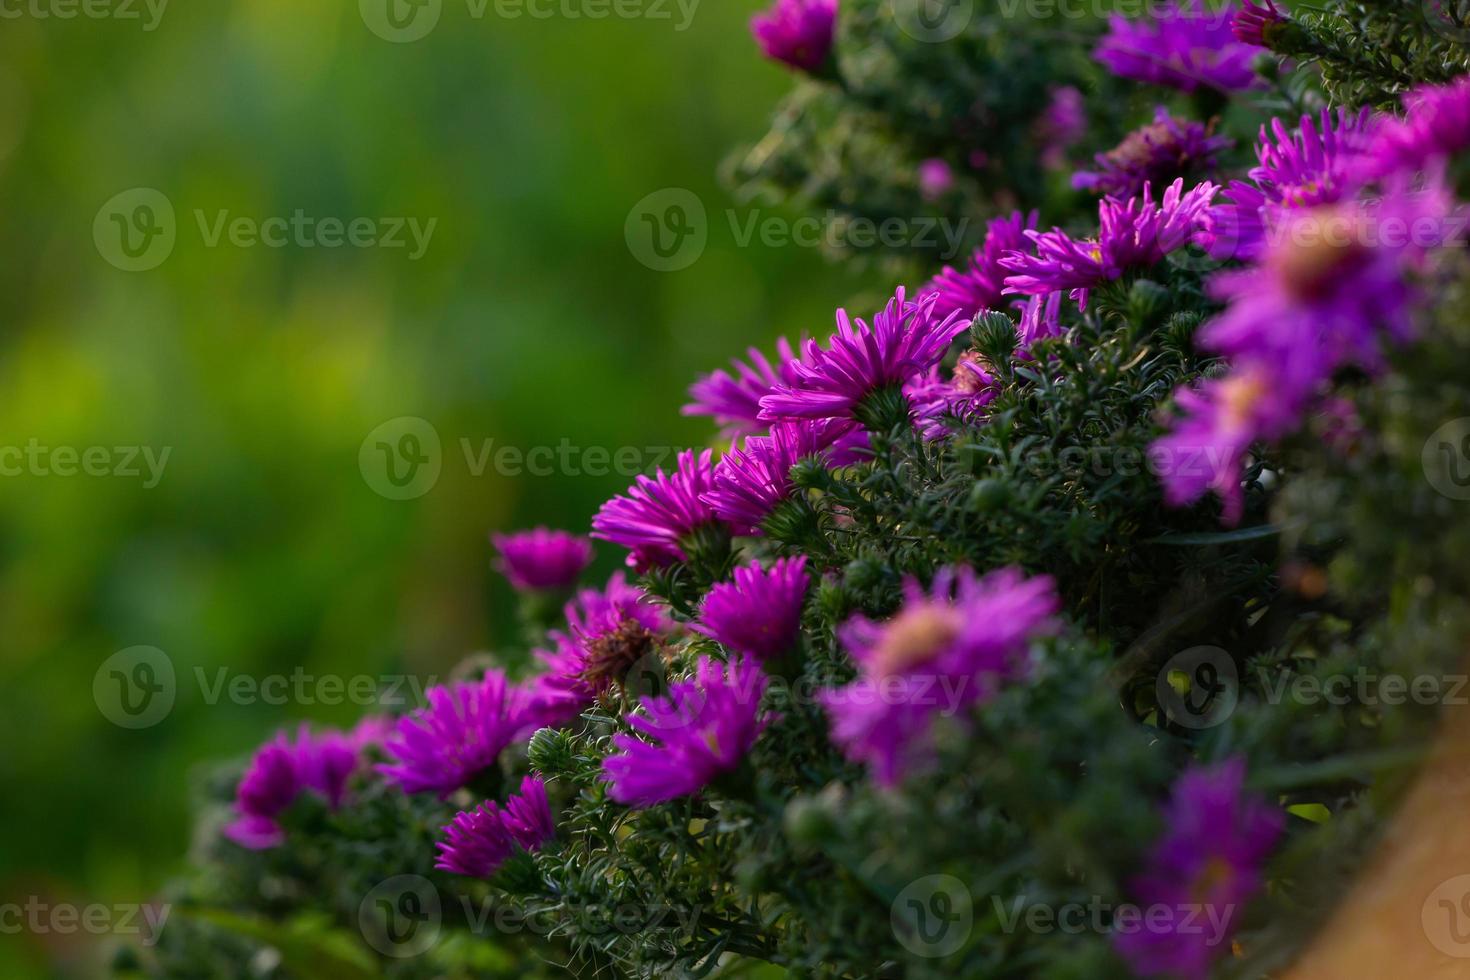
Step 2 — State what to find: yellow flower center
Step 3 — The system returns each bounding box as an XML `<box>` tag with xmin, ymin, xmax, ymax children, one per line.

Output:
<box><xmin>872</xmin><ymin>606</ymin><xmax>962</xmax><ymax>676</ymax></box>
<box><xmin>1219</xmin><ymin>372</ymin><xmax>1269</xmax><ymax>431</ymax></box>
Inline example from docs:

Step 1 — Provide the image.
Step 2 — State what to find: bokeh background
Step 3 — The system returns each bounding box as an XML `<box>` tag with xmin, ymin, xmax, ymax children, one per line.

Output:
<box><xmin>0</xmin><ymin>3</ymin><xmax>856</xmax><ymax>975</ymax></box>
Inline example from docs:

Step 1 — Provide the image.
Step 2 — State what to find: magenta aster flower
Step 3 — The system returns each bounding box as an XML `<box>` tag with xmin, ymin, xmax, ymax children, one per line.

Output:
<box><xmin>491</xmin><ymin>527</ymin><xmax>593</xmax><ymax>592</ymax></box>
<box><xmin>1095</xmin><ymin>1</ymin><xmax>1264</xmax><ymax>93</ymax></box>
<box><xmin>435</xmin><ymin>776</ymin><xmax>556</xmax><ymax>878</ymax></box>
<box><xmin>593</xmin><ymin>449</ymin><xmax>731</xmax><ymax>570</ymax></box>
<box><xmin>693</xmin><ymin>557</ymin><xmax>811</xmax><ymax>662</ymax></box>
<box><xmin>751</xmin><ymin>0</ymin><xmax>838</xmax><ymax>74</ymax></box>
<box><xmin>683</xmin><ymin>337</ymin><xmax>802</xmax><ymax>440</ymax></box>
<box><xmin>1201</xmin><ymin>177</ymin><xmax>1458</xmax><ymax>381</ymax></box>
<box><xmin>1151</xmin><ymin>364</ymin><xmax>1313</xmax><ymax>525</ymax></box>
<box><xmin>1113</xmin><ymin>758</ymin><xmax>1283</xmax><ymax>980</ymax></box>
<box><xmin>527</xmin><ymin>572</ymin><xmax>671</xmax><ymax>722</ymax></box>
<box><xmin>1073</xmin><ymin>108</ymin><xmax>1231</xmax><ymax>199</ymax></box>
<box><xmin>378</xmin><ymin>670</ymin><xmax>535</xmax><ymax>797</ymax></box>
<box><xmin>704</xmin><ymin>419</ymin><xmax>850</xmax><ymax>534</ymax></box>
<box><xmin>821</xmin><ymin>567</ymin><xmax>1060</xmax><ymax>786</ymax></box>
<box><xmin>1231</xmin><ymin>0</ymin><xmax>1287</xmax><ymax>46</ymax></box>
<box><xmin>602</xmin><ymin>656</ymin><xmax>769</xmax><ymax>808</ymax></box>
<box><xmin>1362</xmin><ymin>74</ymin><xmax>1470</xmax><ymax>180</ymax></box>
<box><xmin>759</xmin><ymin>288</ymin><xmax>968</xmax><ymax>427</ymax></box>
<box><xmin>925</xmin><ymin>211</ymin><xmax>1038</xmax><ymax>322</ymax></box>
<box><xmin>905</xmin><ymin>352</ymin><xmax>999</xmax><ymax>440</ymax></box>
<box><xmin>223</xmin><ymin>725</ymin><xmax>362</xmax><ymax>850</ymax></box>
<box><xmin>1003</xmin><ymin>179</ymin><xmax>1219</xmax><ymax>306</ymax></box>
<box><xmin>1037</xmin><ymin>85</ymin><xmax>1087</xmax><ymax>170</ymax></box>
<box><xmin>1199</xmin><ymin>109</ymin><xmax>1376</xmax><ymax>261</ymax></box>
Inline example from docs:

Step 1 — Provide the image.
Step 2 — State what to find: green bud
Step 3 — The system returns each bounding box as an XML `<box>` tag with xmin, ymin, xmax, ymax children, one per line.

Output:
<box><xmin>971</xmin><ymin>311</ymin><xmax>1018</xmax><ymax>363</ymax></box>
<box><xmin>968</xmin><ymin>477</ymin><xmax>1011</xmax><ymax>512</ymax></box>
<box><xmin>1127</xmin><ymin>279</ymin><xmax>1170</xmax><ymax>327</ymax></box>
<box><xmin>527</xmin><ymin>727</ymin><xmax>577</xmax><ymax>780</ymax></box>
<box><xmin>784</xmin><ymin>795</ymin><xmax>838</xmax><ymax>847</ymax></box>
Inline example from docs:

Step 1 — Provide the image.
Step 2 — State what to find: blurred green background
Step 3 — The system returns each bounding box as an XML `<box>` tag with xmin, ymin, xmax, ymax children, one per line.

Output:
<box><xmin>0</xmin><ymin>3</ymin><xmax>853</xmax><ymax>975</ymax></box>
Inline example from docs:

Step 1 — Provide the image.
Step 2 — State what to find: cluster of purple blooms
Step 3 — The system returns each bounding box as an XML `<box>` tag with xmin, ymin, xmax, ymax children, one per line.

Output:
<box><xmin>224</xmin><ymin>721</ymin><xmax>382</xmax><ymax>849</ymax></box>
<box><xmin>1156</xmin><ymin>78</ymin><xmax>1470</xmax><ymax>522</ymax></box>
<box><xmin>217</xmin><ymin>9</ymin><xmax>1470</xmax><ymax>971</ymax></box>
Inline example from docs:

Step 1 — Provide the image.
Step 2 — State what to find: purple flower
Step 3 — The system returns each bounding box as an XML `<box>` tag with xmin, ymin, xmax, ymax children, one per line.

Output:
<box><xmin>693</xmin><ymin>557</ymin><xmax>811</xmax><ymax>662</ymax></box>
<box><xmin>751</xmin><ymin>0</ymin><xmax>838</xmax><ymax>74</ymax></box>
<box><xmin>905</xmin><ymin>352</ymin><xmax>999</xmax><ymax>440</ymax></box>
<box><xmin>760</xmin><ymin>288</ymin><xmax>968</xmax><ymax>426</ymax></box>
<box><xmin>1231</xmin><ymin>0</ymin><xmax>1287</xmax><ymax>47</ymax></box>
<box><xmin>1201</xmin><ymin>178</ymin><xmax>1458</xmax><ymax>381</ymax></box>
<box><xmin>925</xmin><ymin>211</ymin><xmax>1038</xmax><ymax>322</ymax></box>
<box><xmin>527</xmin><ymin>572</ymin><xmax>672</xmax><ymax>721</ymax></box>
<box><xmin>1095</xmin><ymin>1</ymin><xmax>1263</xmax><ymax>93</ymax></box>
<box><xmin>378</xmin><ymin>671</ymin><xmax>535</xmax><ymax>797</ymax></box>
<box><xmin>704</xmin><ymin>419</ymin><xmax>850</xmax><ymax>534</ymax></box>
<box><xmin>1037</xmin><ymin>86</ymin><xmax>1088</xmax><ymax>171</ymax></box>
<box><xmin>602</xmin><ymin>656</ymin><xmax>769</xmax><ymax>808</ymax></box>
<box><xmin>435</xmin><ymin>776</ymin><xmax>556</xmax><ymax>878</ymax></box>
<box><xmin>1018</xmin><ymin>292</ymin><xmax>1066</xmax><ymax>350</ymax></box>
<box><xmin>593</xmin><ymin>449</ymin><xmax>731</xmax><ymax>570</ymax></box>
<box><xmin>821</xmin><ymin>567</ymin><xmax>1060</xmax><ymax>786</ymax></box>
<box><xmin>1073</xmin><ymin>108</ymin><xmax>1231</xmax><ymax>200</ymax></box>
<box><xmin>917</xmin><ymin>158</ymin><xmax>954</xmax><ymax>200</ymax></box>
<box><xmin>1362</xmin><ymin>74</ymin><xmax>1470</xmax><ymax>180</ymax></box>
<box><xmin>491</xmin><ymin>527</ymin><xmax>594</xmax><ymax>592</ymax></box>
<box><xmin>683</xmin><ymin>337</ymin><xmax>803</xmax><ymax>440</ymax></box>
<box><xmin>1003</xmin><ymin>179</ymin><xmax>1219</xmax><ymax>306</ymax></box>
<box><xmin>223</xmin><ymin>725</ymin><xmax>362</xmax><ymax>850</ymax></box>
<box><xmin>1199</xmin><ymin>109</ymin><xmax>1377</xmax><ymax>261</ymax></box>
<box><xmin>1151</xmin><ymin>364</ymin><xmax>1312</xmax><ymax>525</ymax></box>
<box><xmin>1113</xmin><ymin>758</ymin><xmax>1283</xmax><ymax>980</ymax></box>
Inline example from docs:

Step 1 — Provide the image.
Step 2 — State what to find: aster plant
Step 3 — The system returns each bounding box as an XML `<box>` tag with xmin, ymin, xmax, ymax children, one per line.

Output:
<box><xmin>137</xmin><ymin>11</ymin><xmax>1470</xmax><ymax>980</ymax></box>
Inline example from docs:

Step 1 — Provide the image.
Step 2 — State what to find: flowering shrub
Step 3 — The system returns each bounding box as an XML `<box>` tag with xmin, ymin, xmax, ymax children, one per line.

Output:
<box><xmin>129</xmin><ymin>2</ymin><xmax>1470</xmax><ymax>978</ymax></box>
